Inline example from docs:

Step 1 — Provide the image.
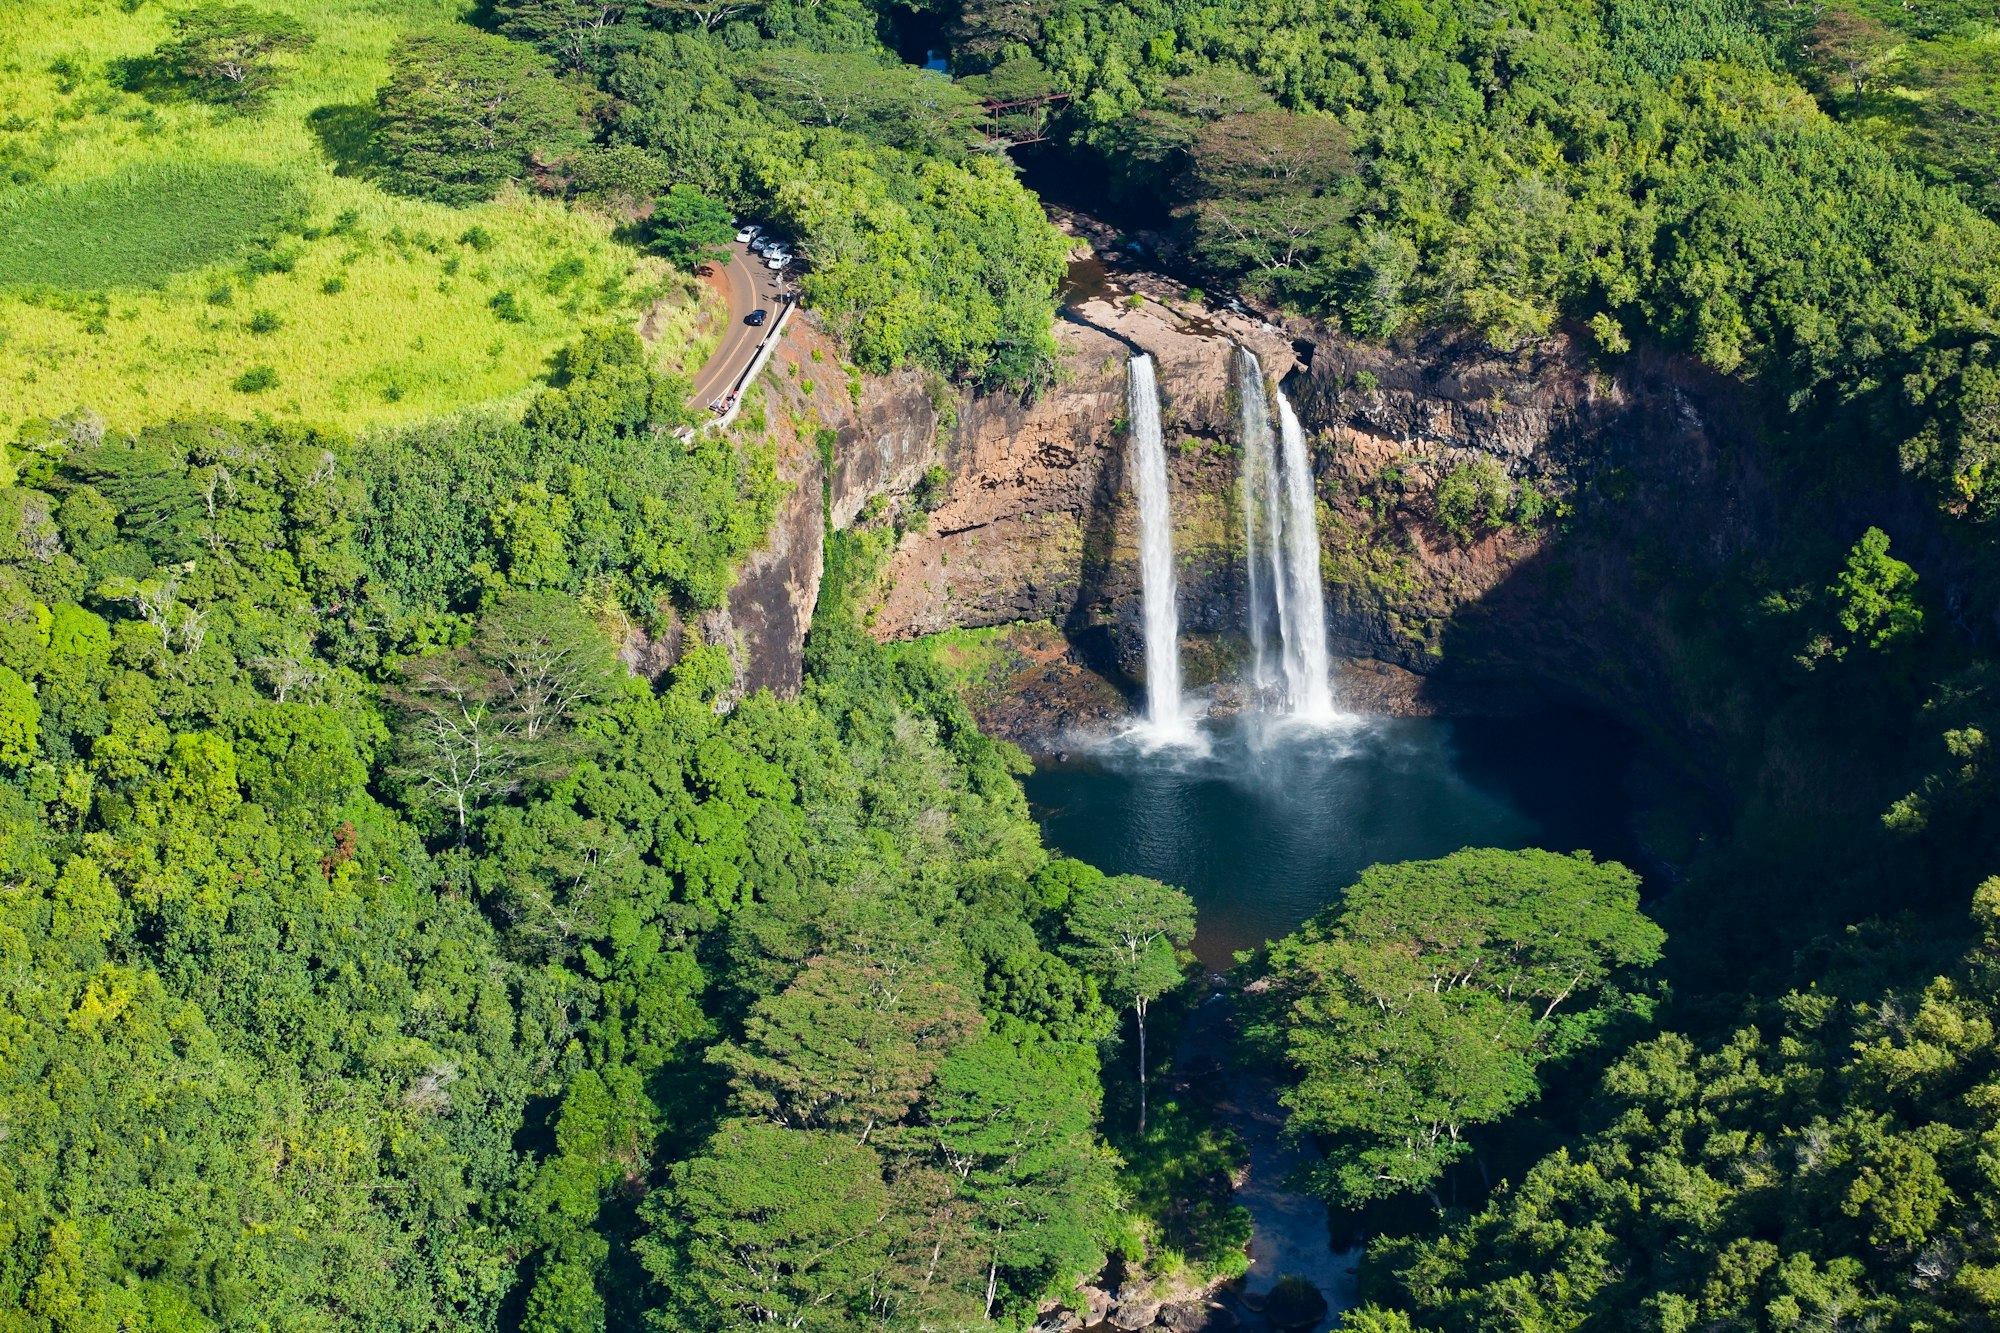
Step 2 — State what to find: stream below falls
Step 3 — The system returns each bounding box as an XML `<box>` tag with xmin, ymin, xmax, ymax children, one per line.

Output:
<box><xmin>1026</xmin><ymin>707</ymin><xmax>1642</xmax><ymax>1328</ymax></box>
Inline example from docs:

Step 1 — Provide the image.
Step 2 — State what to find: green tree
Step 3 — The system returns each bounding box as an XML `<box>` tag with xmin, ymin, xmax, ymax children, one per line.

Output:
<box><xmin>648</xmin><ymin>185</ymin><xmax>734</xmax><ymax>273</ymax></box>
<box><xmin>476</xmin><ymin>591</ymin><xmax>621</xmax><ymax>747</ymax></box>
<box><xmin>1181</xmin><ymin>110</ymin><xmax>1356</xmax><ymax>293</ymax></box>
<box><xmin>496</xmin><ymin>0</ymin><xmax>633</xmax><ymax>71</ymax></box>
<box><xmin>1826</xmin><ymin>527</ymin><xmax>1924</xmax><ymax>659</ymax></box>
<box><xmin>905</xmin><ymin>1033</ymin><xmax>1112</xmax><ymax>1319</ymax></box>
<box><xmin>712</xmin><ymin>951</ymin><xmax>982</xmax><ymax>1141</ymax></box>
<box><xmin>0</xmin><ymin>664</ymin><xmax>39</xmax><ymax>767</ymax></box>
<box><xmin>385</xmin><ymin>652</ymin><xmax>518</xmax><ymax>840</ymax></box>
<box><xmin>1061</xmin><ymin>871</ymin><xmax>1195</xmax><ymax>1132</ymax></box>
<box><xmin>1253</xmin><ymin>849</ymin><xmax>1663</xmax><ymax>1209</ymax></box>
<box><xmin>375</xmin><ymin>30</ymin><xmax>585</xmax><ymax>206</ymax></box>
<box><xmin>637</xmin><ymin>1119</ymin><xmax>892</xmax><ymax>1332</ymax></box>
<box><xmin>646</xmin><ymin>0</ymin><xmax>761</xmax><ymax>32</ymax></box>
<box><xmin>155</xmin><ymin>4</ymin><xmax>314</xmax><ymax>109</ymax></box>
<box><xmin>521</xmin><ymin>1231</ymin><xmax>609</xmax><ymax>1333</ymax></box>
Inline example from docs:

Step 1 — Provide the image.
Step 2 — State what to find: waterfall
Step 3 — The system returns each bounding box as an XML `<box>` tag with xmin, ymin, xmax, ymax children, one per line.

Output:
<box><xmin>1275</xmin><ymin>390</ymin><xmax>1335</xmax><ymax>719</ymax></box>
<box><xmin>1127</xmin><ymin>355</ymin><xmax>1185</xmax><ymax>733</ymax></box>
<box><xmin>1237</xmin><ymin>351</ymin><xmax>1337</xmax><ymax>720</ymax></box>
<box><xmin>1236</xmin><ymin>348</ymin><xmax>1279</xmax><ymax>694</ymax></box>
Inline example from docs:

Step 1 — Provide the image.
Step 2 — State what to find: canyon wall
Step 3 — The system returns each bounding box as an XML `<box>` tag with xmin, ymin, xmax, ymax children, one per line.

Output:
<box><xmin>848</xmin><ymin>296</ymin><xmax>1791</xmax><ymax>796</ymax></box>
<box><xmin>867</xmin><ymin>299</ymin><xmax>1296</xmax><ymax>688</ymax></box>
<box><xmin>711</xmin><ymin>269</ymin><xmax>1904</xmax><ymax>814</ymax></box>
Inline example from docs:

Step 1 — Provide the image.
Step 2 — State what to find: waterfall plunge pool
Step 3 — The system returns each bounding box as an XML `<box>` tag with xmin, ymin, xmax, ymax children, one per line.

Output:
<box><xmin>1023</xmin><ymin>709</ymin><xmax>1642</xmax><ymax>968</ymax></box>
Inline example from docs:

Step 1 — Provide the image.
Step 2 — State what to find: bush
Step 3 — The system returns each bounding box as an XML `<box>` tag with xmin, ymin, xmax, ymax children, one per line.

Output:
<box><xmin>233</xmin><ymin>363</ymin><xmax>278</xmax><ymax>392</ymax></box>
<box><xmin>911</xmin><ymin>464</ymin><xmax>949</xmax><ymax>513</ymax></box>
<box><xmin>1433</xmin><ymin>457</ymin><xmax>1513</xmax><ymax>539</ymax></box>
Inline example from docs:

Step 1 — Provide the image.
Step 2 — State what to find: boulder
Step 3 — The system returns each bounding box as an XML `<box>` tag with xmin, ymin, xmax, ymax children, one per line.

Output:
<box><xmin>1157</xmin><ymin>1300</ymin><xmax>1239</xmax><ymax>1331</ymax></box>
<box><xmin>1263</xmin><ymin>1275</ymin><xmax>1329</xmax><ymax>1331</ymax></box>
<box><xmin>1033</xmin><ymin>1311</ymin><xmax>1083</xmax><ymax>1333</ymax></box>
<box><xmin>1108</xmin><ymin>1298</ymin><xmax>1163</xmax><ymax>1330</ymax></box>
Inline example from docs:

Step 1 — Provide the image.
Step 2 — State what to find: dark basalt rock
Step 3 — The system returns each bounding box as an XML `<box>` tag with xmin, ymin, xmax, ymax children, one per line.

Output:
<box><xmin>1262</xmin><ymin>1276</ymin><xmax>1328</xmax><ymax>1331</ymax></box>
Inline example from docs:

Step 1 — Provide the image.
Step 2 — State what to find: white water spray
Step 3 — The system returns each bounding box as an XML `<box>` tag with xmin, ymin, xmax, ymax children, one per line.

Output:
<box><xmin>1127</xmin><ymin>355</ymin><xmax>1185</xmax><ymax>734</ymax></box>
<box><xmin>1237</xmin><ymin>352</ymin><xmax>1337</xmax><ymax>720</ymax></box>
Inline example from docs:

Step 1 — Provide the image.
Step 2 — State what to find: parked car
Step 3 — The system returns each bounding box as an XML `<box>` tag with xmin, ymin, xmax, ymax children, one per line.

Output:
<box><xmin>766</xmin><ymin>254</ymin><xmax>790</xmax><ymax>270</ymax></box>
<box><xmin>746</xmin><ymin>309</ymin><xmax>768</xmax><ymax>327</ymax></box>
<box><xmin>751</xmin><ymin>237</ymin><xmax>775</xmax><ymax>254</ymax></box>
<box><xmin>735</xmin><ymin>225</ymin><xmax>760</xmax><ymax>243</ymax></box>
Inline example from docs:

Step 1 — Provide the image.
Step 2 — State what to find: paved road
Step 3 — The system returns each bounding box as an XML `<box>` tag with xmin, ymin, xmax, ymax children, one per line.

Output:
<box><xmin>689</xmin><ymin>242</ymin><xmax>789</xmax><ymax>412</ymax></box>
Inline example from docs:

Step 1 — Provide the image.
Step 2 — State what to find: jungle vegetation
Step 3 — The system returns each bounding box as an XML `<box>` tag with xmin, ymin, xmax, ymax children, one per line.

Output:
<box><xmin>22</xmin><ymin>0</ymin><xmax>2000</xmax><ymax>1328</ymax></box>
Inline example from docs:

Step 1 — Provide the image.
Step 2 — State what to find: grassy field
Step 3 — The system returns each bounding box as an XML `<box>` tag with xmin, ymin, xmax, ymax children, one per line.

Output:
<box><xmin>0</xmin><ymin>0</ymin><xmax>710</xmax><ymax>433</ymax></box>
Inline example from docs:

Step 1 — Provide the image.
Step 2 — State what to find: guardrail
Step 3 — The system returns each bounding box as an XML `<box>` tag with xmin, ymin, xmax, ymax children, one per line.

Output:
<box><xmin>709</xmin><ymin>295</ymin><xmax>800</xmax><ymax>433</ymax></box>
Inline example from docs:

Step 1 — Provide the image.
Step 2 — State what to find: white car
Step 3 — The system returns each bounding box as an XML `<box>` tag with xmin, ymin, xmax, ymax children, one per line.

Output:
<box><xmin>766</xmin><ymin>254</ymin><xmax>791</xmax><ymax>270</ymax></box>
<box><xmin>735</xmin><ymin>226</ymin><xmax>760</xmax><ymax>243</ymax></box>
<box><xmin>751</xmin><ymin>237</ymin><xmax>775</xmax><ymax>254</ymax></box>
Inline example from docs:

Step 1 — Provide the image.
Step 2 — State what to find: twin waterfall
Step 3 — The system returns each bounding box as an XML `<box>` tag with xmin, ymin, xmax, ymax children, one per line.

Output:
<box><xmin>1125</xmin><ymin>349</ymin><xmax>1337</xmax><ymax>735</ymax></box>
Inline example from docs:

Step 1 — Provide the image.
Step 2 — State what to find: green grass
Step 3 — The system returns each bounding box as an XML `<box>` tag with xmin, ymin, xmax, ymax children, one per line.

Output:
<box><xmin>0</xmin><ymin>0</ymin><xmax>713</xmax><ymax>433</ymax></box>
<box><xmin>0</xmin><ymin>160</ymin><xmax>301</xmax><ymax>289</ymax></box>
<box><xmin>893</xmin><ymin>623</ymin><xmax>1023</xmax><ymax>693</ymax></box>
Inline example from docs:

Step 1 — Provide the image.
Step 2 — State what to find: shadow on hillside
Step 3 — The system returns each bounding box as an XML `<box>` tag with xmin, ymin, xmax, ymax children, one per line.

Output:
<box><xmin>307</xmin><ymin>103</ymin><xmax>383</xmax><ymax>178</ymax></box>
<box><xmin>106</xmin><ymin>54</ymin><xmax>202</xmax><ymax>106</ymax></box>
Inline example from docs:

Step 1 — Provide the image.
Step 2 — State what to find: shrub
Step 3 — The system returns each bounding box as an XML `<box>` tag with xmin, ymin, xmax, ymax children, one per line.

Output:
<box><xmin>247</xmin><ymin>309</ymin><xmax>281</xmax><ymax>334</ymax></box>
<box><xmin>1433</xmin><ymin>457</ymin><xmax>1513</xmax><ymax>539</ymax></box>
<box><xmin>233</xmin><ymin>363</ymin><xmax>278</xmax><ymax>392</ymax></box>
<box><xmin>912</xmin><ymin>464</ymin><xmax>949</xmax><ymax>513</ymax></box>
<box><xmin>490</xmin><ymin>289</ymin><xmax>526</xmax><ymax>323</ymax></box>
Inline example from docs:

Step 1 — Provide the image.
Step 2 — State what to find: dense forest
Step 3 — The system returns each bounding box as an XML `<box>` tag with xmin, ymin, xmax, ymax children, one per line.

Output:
<box><xmin>15</xmin><ymin>0</ymin><xmax>2000</xmax><ymax>1329</ymax></box>
<box><xmin>0</xmin><ymin>335</ymin><xmax>1153</xmax><ymax>1328</ymax></box>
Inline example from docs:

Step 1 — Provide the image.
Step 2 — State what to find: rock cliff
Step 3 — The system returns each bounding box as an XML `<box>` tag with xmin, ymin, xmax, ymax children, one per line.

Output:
<box><xmin>713</xmin><ymin>257</ymin><xmax>1885</xmax><ymax>816</ymax></box>
<box><xmin>848</xmin><ymin>287</ymin><xmax>1782</xmax><ymax>797</ymax></box>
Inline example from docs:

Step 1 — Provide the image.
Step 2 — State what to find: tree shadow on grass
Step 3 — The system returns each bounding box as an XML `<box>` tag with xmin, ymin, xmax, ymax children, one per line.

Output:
<box><xmin>106</xmin><ymin>54</ymin><xmax>192</xmax><ymax>104</ymax></box>
<box><xmin>307</xmin><ymin>103</ymin><xmax>384</xmax><ymax>179</ymax></box>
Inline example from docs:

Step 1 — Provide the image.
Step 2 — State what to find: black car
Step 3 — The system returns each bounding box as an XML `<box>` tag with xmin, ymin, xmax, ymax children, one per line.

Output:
<box><xmin>746</xmin><ymin>309</ymin><xmax>768</xmax><ymax>327</ymax></box>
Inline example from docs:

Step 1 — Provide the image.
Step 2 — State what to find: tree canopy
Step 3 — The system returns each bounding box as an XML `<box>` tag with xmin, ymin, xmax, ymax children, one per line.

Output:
<box><xmin>154</xmin><ymin>3</ymin><xmax>314</xmax><ymax>108</ymax></box>
<box><xmin>376</xmin><ymin>29</ymin><xmax>587</xmax><ymax>206</ymax></box>
<box><xmin>1250</xmin><ymin>849</ymin><xmax>1663</xmax><ymax>1209</ymax></box>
